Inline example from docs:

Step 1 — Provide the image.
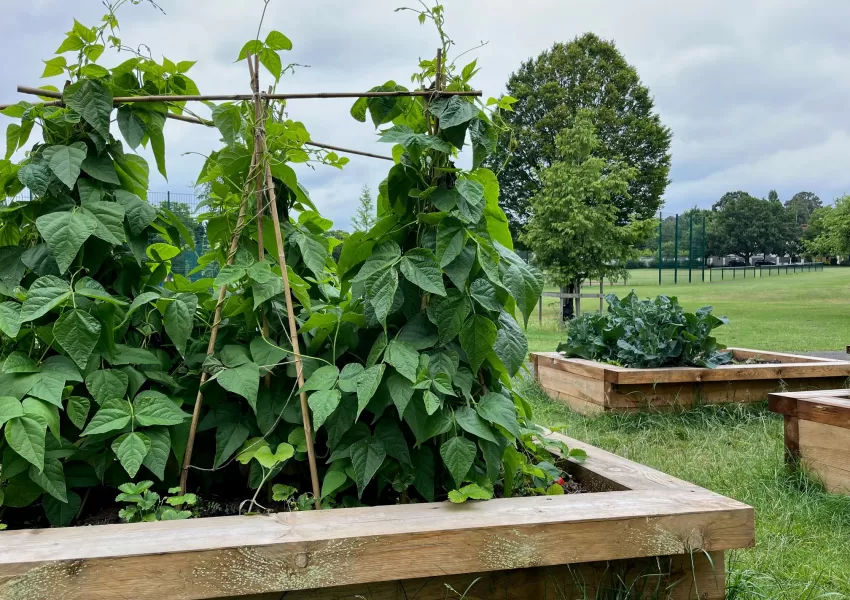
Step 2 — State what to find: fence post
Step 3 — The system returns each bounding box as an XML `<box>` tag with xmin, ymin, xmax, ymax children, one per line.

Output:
<box><xmin>701</xmin><ymin>215</ymin><xmax>706</xmax><ymax>282</ymax></box>
<box><xmin>687</xmin><ymin>215</ymin><xmax>692</xmax><ymax>284</ymax></box>
<box><xmin>599</xmin><ymin>280</ymin><xmax>603</xmax><ymax>313</ymax></box>
<box><xmin>538</xmin><ymin>296</ymin><xmax>542</xmax><ymax>326</ymax></box>
<box><xmin>657</xmin><ymin>211</ymin><xmax>662</xmax><ymax>286</ymax></box>
<box><xmin>674</xmin><ymin>214</ymin><xmax>679</xmax><ymax>284</ymax></box>
<box><xmin>575</xmin><ymin>279</ymin><xmax>581</xmax><ymax>318</ymax></box>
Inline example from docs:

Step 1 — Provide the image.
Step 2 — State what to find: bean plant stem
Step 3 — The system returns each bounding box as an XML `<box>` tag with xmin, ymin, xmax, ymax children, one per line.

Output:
<box><xmin>249</xmin><ymin>58</ymin><xmax>272</xmax><ymax>390</ymax></box>
<box><xmin>179</xmin><ymin>149</ymin><xmax>256</xmax><ymax>495</ymax></box>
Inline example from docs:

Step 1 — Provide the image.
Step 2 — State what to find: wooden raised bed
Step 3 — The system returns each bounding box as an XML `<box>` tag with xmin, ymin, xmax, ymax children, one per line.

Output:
<box><xmin>0</xmin><ymin>432</ymin><xmax>753</xmax><ymax>600</ymax></box>
<box><xmin>769</xmin><ymin>389</ymin><xmax>850</xmax><ymax>493</ymax></box>
<box><xmin>533</xmin><ymin>348</ymin><xmax>850</xmax><ymax>414</ymax></box>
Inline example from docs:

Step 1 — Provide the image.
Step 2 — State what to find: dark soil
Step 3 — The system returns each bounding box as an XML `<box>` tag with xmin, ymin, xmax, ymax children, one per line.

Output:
<box><xmin>79</xmin><ymin>506</ymin><xmax>121</xmax><ymax>527</ymax></box>
<box><xmin>733</xmin><ymin>358</ymin><xmax>782</xmax><ymax>365</ymax></box>
<box><xmin>494</xmin><ymin>471</ymin><xmax>589</xmax><ymax>498</ymax></box>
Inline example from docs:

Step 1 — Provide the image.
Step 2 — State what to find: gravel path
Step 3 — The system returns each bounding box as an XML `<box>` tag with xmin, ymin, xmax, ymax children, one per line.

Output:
<box><xmin>799</xmin><ymin>350</ymin><xmax>849</xmax><ymax>361</ymax></box>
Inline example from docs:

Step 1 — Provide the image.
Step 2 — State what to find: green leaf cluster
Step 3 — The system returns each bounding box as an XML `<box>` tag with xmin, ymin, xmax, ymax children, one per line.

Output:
<box><xmin>0</xmin><ymin>6</ymin><xmax>576</xmax><ymax>526</ymax></box>
<box><xmin>558</xmin><ymin>292</ymin><xmax>732</xmax><ymax>368</ymax></box>
<box><xmin>0</xmin><ymin>8</ymin><xmax>210</xmax><ymax>528</ymax></box>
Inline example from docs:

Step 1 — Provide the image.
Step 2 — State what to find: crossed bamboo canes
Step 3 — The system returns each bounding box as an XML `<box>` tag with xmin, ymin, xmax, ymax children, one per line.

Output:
<box><xmin>3</xmin><ymin>59</ymin><xmax>481</xmax><ymax>503</ymax></box>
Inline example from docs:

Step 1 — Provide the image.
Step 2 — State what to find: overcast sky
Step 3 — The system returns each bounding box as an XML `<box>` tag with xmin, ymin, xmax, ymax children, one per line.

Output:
<box><xmin>2</xmin><ymin>0</ymin><xmax>850</xmax><ymax>229</ymax></box>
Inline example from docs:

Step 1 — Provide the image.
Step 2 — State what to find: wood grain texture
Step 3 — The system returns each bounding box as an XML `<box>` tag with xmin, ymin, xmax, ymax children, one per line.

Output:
<box><xmin>0</xmin><ymin>432</ymin><xmax>753</xmax><ymax>600</ymax></box>
<box><xmin>537</xmin><ymin>365</ymin><xmax>607</xmax><ymax>410</ymax></box>
<box><xmin>610</xmin><ymin>362</ymin><xmax>850</xmax><ymax>386</ymax></box>
<box><xmin>798</xmin><ymin>419</ymin><xmax>850</xmax><ymax>493</ymax></box>
<box><xmin>534</xmin><ymin>353</ymin><xmax>608</xmax><ymax>381</ymax></box>
<box><xmin>240</xmin><ymin>551</ymin><xmax>725</xmax><ymax>600</ymax></box>
<box><xmin>535</xmin><ymin>351</ymin><xmax>850</xmax><ymax>413</ymax></box>
<box><xmin>530</xmin><ymin>349</ymin><xmax>850</xmax><ymax>386</ymax></box>
<box><xmin>784</xmin><ymin>415</ymin><xmax>801</xmax><ymax>467</ymax></box>
<box><xmin>731</xmin><ymin>348</ymin><xmax>838</xmax><ymax>363</ymax></box>
<box><xmin>0</xmin><ymin>493</ymin><xmax>750</xmax><ymax>600</ymax></box>
<box><xmin>769</xmin><ymin>391</ymin><xmax>850</xmax><ymax>429</ymax></box>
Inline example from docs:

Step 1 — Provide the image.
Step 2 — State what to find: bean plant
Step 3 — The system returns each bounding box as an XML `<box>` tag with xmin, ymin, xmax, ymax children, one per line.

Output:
<box><xmin>0</xmin><ymin>1</ymin><xmax>580</xmax><ymax>529</ymax></box>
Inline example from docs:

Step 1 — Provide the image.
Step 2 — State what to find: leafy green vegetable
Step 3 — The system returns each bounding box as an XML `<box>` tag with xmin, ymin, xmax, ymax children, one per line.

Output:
<box><xmin>559</xmin><ymin>292</ymin><xmax>732</xmax><ymax>368</ymax></box>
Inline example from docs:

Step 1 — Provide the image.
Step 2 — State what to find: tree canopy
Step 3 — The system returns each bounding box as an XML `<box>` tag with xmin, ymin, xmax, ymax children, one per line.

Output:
<box><xmin>805</xmin><ymin>196</ymin><xmax>850</xmax><ymax>258</ymax></box>
<box><xmin>785</xmin><ymin>191</ymin><xmax>822</xmax><ymax>225</ymax></box>
<box><xmin>521</xmin><ymin>112</ymin><xmax>653</xmax><ymax>286</ymax></box>
<box><xmin>492</xmin><ymin>33</ymin><xmax>672</xmax><ymax>244</ymax></box>
<box><xmin>350</xmin><ymin>184</ymin><xmax>377</xmax><ymax>232</ymax></box>
<box><xmin>707</xmin><ymin>191</ymin><xmax>798</xmax><ymax>261</ymax></box>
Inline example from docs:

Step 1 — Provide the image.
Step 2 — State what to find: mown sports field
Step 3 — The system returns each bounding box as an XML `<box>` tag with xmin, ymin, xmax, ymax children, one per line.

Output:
<box><xmin>528</xmin><ymin>266</ymin><xmax>850</xmax><ymax>598</ymax></box>
<box><xmin>527</xmin><ymin>266</ymin><xmax>850</xmax><ymax>354</ymax></box>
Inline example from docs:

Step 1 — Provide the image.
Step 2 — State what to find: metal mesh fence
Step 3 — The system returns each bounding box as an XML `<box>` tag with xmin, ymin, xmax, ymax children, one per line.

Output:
<box><xmin>626</xmin><ymin>210</ymin><xmax>823</xmax><ymax>285</ymax></box>
<box><xmin>630</xmin><ymin>211</ymin><xmax>708</xmax><ymax>285</ymax></box>
<box><xmin>7</xmin><ymin>190</ymin><xmax>212</xmax><ymax>280</ymax></box>
<box><xmin>147</xmin><ymin>191</ymin><xmax>210</xmax><ymax>280</ymax></box>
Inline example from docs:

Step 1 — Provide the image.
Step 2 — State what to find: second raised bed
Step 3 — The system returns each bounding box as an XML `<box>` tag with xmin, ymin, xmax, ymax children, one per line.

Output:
<box><xmin>533</xmin><ymin>348</ymin><xmax>850</xmax><ymax>414</ymax></box>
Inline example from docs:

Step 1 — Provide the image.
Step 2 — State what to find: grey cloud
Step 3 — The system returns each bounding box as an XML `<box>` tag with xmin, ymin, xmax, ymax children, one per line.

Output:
<box><xmin>2</xmin><ymin>0</ymin><xmax>849</xmax><ymax>226</ymax></box>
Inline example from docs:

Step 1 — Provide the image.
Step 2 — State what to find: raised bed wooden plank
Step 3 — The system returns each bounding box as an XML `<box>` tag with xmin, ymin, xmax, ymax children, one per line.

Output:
<box><xmin>611</xmin><ymin>361</ymin><xmax>850</xmax><ymax>386</ymax></box>
<box><xmin>608</xmin><ymin>378</ymin><xmax>849</xmax><ymax>411</ymax></box>
<box><xmin>0</xmin><ymin>432</ymin><xmax>753</xmax><ymax>600</ymax></box>
<box><xmin>269</xmin><ymin>551</ymin><xmax>725</xmax><ymax>600</ymax></box>
<box><xmin>731</xmin><ymin>348</ymin><xmax>840</xmax><ymax>363</ymax></box>
<box><xmin>798</xmin><ymin>419</ymin><xmax>850</xmax><ymax>493</ymax></box>
<box><xmin>537</xmin><ymin>364</ymin><xmax>608</xmax><ymax>408</ymax></box>
<box><xmin>770</xmin><ymin>390</ymin><xmax>850</xmax><ymax>493</ymax></box>
<box><xmin>0</xmin><ymin>490</ymin><xmax>751</xmax><ymax>600</ymax></box>
<box><xmin>550</xmin><ymin>433</ymin><xmax>705</xmax><ymax>493</ymax></box>
<box><xmin>534</xmin><ymin>352</ymin><xmax>608</xmax><ymax>381</ymax></box>
<box><xmin>535</xmin><ymin>350</ymin><xmax>850</xmax><ymax>413</ymax></box>
<box><xmin>769</xmin><ymin>392</ymin><xmax>850</xmax><ymax>429</ymax></box>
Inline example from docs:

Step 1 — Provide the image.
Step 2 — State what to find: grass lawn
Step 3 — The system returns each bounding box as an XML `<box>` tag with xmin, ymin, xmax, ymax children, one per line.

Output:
<box><xmin>523</xmin><ymin>381</ymin><xmax>850</xmax><ymax>598</ymax></box>
<box><xmin>526</xmin><ymin>266</ymin><xmax>850</xmax><ymax>354</ymax></box>
<box><xmin>522</xmin><ymin>266</ymin><xmax>850</xmax><ymax>597</ymax></box>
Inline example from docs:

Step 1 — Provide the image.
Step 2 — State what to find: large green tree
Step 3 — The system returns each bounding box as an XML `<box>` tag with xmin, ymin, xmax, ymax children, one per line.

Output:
<box><xmin>785</xmin><ymin>191</ymin><xmax>822</xmax><ymax>225</ymax></box>
<box><xmin>805</xmin><ymin>196</ymin><xmax>850</xmax><ymax>258</ymax></box>
<box><xmin>708</xmin><ymin>191</ymin><xmax>795</xmax><ymax>261</ymax></box>
<box><xmin>522</xmin><ymin>112</ymin><xmax>653</xmax><ymax>289</ymax></box>
<box><xmin>492</xmin><ymin>33</ymin><xmax>672</xmax><ymax>244</ymax></box>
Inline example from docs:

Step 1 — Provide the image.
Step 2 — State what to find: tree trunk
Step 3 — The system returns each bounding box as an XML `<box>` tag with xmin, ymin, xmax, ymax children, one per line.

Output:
<box><xmin>560</xmin><ymin>283</ymin><xmax>575</xmax><ymax>322</ymax></box>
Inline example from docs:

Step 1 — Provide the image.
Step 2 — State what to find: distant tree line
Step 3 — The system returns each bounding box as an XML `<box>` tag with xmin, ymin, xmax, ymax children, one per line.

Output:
<box><xmin>704</xmin><ymin>190</ymin><xmax>822</xmax><ymax>262</ymax></box>
<box><xmin>638</xmin><ymin>191</ymin><xmax>823</xmax><ymax>264</ymax></box>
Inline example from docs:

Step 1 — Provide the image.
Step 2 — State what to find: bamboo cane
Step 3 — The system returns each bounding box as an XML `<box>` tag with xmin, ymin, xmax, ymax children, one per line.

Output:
<box><xmin>303</xmin><ymin>141</ymin><xmax>393</xmax><ymax>161</ymax></box>
<box><xmin>248</xmin><ymin>60</ymin><xmax>272</xmax><ymax>390</ymax></box>
<box><xmin>11</xmin><ymin>84</ymin><xmax>480</xmax><ymax>105</ymax></box>
<box><xmin>1</xmin><ymin>91</ymin><xmax>394</xmax><ymax>161</ymax></box>
<box><xmin>248</xmin><ymin>55</ymin><xmax>322</xmax><ymax>508</ymax></box>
